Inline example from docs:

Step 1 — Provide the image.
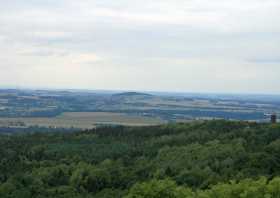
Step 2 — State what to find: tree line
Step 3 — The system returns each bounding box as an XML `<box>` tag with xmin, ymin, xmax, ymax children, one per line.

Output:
<box><xmin>0</xmin><ymin>120</ymin><xmax>280</xmax><ymax>197</ymax></box>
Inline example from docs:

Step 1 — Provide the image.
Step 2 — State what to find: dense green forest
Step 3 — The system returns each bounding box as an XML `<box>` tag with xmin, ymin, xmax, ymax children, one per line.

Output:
<box><xmin>1</xmin><ymin>120</ymin><xmax>280</xmax><ymax>197</ymax></box>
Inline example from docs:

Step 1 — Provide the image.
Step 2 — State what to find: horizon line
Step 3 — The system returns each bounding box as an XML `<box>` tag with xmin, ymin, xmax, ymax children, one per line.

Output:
<box><xmin>0</xmin><ymin>85</ymin><xmax>280</xmax><ymax>97</ymax></box>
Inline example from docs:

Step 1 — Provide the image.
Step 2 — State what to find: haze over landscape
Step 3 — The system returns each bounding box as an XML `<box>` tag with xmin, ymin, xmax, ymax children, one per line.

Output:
<box><xmin>1</xmin><ymin>0</ymin><xmax>280</xmax><ymax>94</ymax></box>
<box><xmin>1</xmin><ymin>1</ymin><xmax>280</xmax><ymax>198</ymax></box>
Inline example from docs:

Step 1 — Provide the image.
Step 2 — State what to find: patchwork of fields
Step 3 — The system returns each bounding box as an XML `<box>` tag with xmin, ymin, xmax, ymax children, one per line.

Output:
<box><xmin>0</xmin><ymin>89</ymin><xmax>279</xmax><ymax>130</ymax></box>
<box><xmin>0</xmin><ymin>112</ymin><xmax>165</xmax><ymax>129</ymax></box>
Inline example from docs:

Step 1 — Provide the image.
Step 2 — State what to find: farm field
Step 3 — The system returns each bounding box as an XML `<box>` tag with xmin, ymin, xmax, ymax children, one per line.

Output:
<box><xmin>0</xmin><ymin>89</ymin><xmax>279</xmax><ymax>124</ymax></box>
<box><xmin>0</xmin><ymin>112</ymin><xmax>165</xmax><ymax>129</ymax></box>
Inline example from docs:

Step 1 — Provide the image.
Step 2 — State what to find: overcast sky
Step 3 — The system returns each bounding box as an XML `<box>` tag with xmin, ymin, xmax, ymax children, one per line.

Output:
<box><xmin>0</xmin><ymin>0</ymin><xmax>279</xmax><ymax>94</ymax></box>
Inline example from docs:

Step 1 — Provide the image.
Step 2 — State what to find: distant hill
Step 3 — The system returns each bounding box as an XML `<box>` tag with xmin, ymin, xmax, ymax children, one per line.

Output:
<box><xmin>111</xmin><ymin>92</ymin><xmax>154</xmax><ymax>102</ymax></box>
<box><xmin>112</xmin><ymin>92</ymin><xmax>153</xmax><ymax>97</ymax></box>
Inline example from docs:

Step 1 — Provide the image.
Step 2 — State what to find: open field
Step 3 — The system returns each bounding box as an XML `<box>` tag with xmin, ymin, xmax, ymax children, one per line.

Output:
<box><xmin>0</xmin><ymin>89</ymin><xmax>279</xmax><ymax>123</ymax></box>
<box><xmin>0</xmin><ymin>112</ymin><xmax>165</xmax><ymax>129</ymax></box>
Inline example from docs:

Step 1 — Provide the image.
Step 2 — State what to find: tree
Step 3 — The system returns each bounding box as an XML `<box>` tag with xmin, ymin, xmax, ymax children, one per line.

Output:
<box><xmin>124</xmin><ymin>179</ymin><xmax>194</xmax><ymax>198</ymax></box>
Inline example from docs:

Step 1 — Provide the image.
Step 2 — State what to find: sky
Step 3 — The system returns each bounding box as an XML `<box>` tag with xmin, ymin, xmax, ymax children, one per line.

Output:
<box><xmin>0</xmin><ymin>0</ymin><xmax>279</xmax><ymax>94</ymax></box>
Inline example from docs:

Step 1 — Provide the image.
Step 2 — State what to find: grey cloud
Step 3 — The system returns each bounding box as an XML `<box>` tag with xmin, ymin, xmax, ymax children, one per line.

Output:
<box><xmin>0</xmin><ymin>0</ymin><xmax>279</xmax><ymax>93</ymax></box>
<box><xmin>249</xmin><ymin>58</ymin><xmax>280</xmax><ymax>64</ymax></box>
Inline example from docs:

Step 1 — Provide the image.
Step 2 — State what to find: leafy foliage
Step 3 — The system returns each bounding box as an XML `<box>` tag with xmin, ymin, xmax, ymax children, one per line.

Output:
<box><xmin>0</xmin><ymin>120</ymin><xmax>280</xmax><ymax>197</ymax></box>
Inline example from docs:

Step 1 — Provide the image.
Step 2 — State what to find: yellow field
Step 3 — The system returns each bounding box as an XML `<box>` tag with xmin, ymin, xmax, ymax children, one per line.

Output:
<box><xmin>0</xmin><ymin>112</ymin><xmax>165</xmax><ymax>129</ymax></box>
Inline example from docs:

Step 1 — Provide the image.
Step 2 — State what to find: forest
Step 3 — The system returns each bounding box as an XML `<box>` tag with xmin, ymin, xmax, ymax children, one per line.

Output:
<box><xmin>1</xmin><ymin>120</ymin><xmax>280</xmax><ymax>197</ymax></box>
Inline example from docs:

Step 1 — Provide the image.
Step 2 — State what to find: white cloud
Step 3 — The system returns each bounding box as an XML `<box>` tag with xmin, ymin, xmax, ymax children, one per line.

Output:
<box><xmin>0</xmin><ymin>0</ymin><xmax>279</xmax><ymax>93</ymax></box>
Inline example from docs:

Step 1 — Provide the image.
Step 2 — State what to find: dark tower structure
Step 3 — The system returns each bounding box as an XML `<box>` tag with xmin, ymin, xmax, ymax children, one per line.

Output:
<box><xmin>271</xmin><ymin>114</ymin><xmax>277</xmax><ymax>124</ymax></box>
